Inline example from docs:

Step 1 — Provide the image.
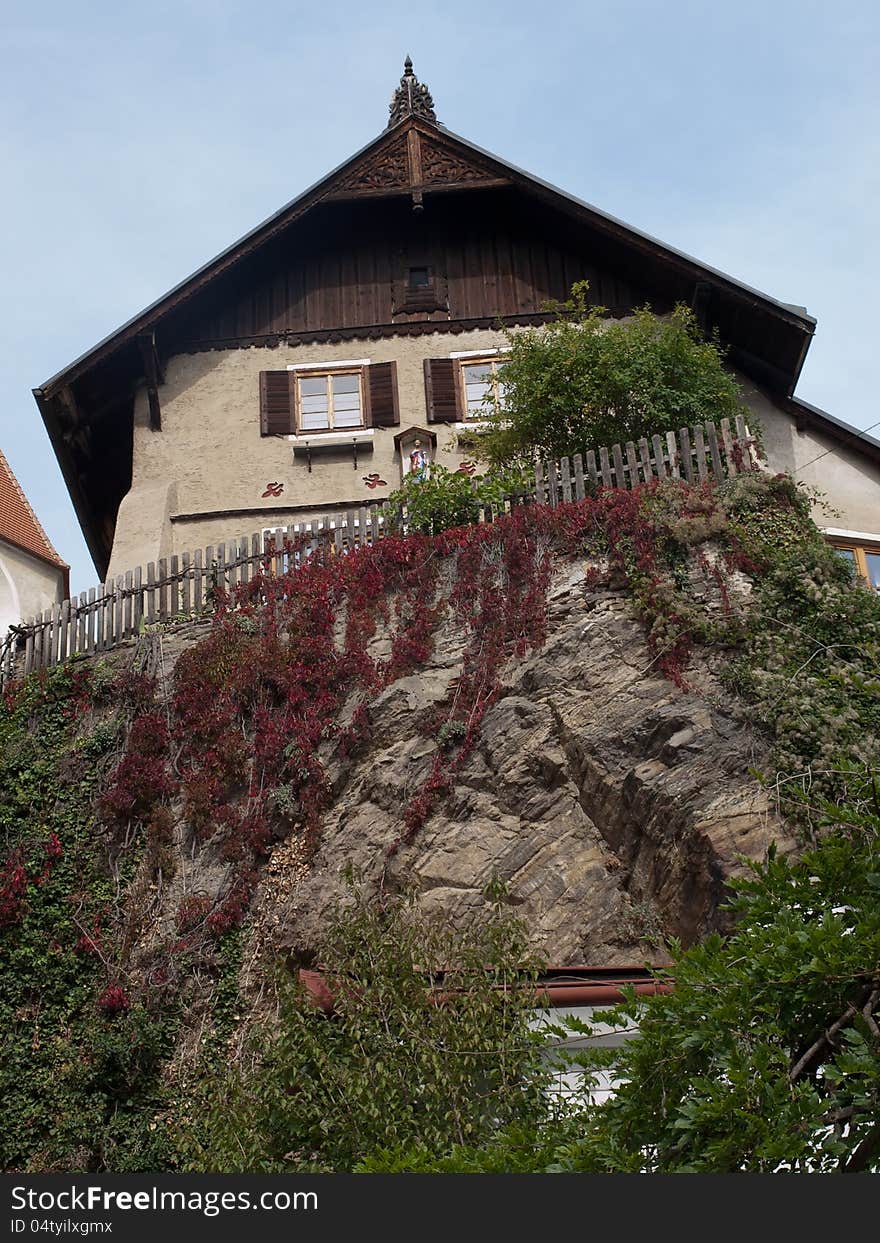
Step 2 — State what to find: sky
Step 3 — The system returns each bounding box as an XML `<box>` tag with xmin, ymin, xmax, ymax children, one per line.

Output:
<box><xmin>2</xmin><ymin>0</ymin><xmax>879</xmax><ymax>594</ymax></box>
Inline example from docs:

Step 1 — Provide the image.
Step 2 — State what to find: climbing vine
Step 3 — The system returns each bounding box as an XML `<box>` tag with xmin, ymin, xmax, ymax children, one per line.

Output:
<box><xmin>3</xmin><ymin>466</ymin><xmax>878</xmax><ymax>1171</ymax></box>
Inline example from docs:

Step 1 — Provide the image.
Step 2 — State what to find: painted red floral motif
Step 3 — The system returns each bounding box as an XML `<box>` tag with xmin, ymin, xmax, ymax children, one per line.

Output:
<box><xmin>262</xmin><ymin>482</ymin><xmax>284</xmax><ymax>498</ymax></box>
<box><xmin>362</xmin><ymin>474</ymin><xmax>388</xmax><ymax>489</ymax></box>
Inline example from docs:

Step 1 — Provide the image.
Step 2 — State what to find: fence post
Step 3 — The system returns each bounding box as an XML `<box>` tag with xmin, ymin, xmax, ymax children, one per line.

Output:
<box><xmin>133</xmin><ymin>567</ymin><xmax>143</xmax><ymax>634</ymax></box>
<box><xmin>705</xmin><ymin>422</ymin><xmax>724</xmax><ymax>478</ymax></box>
<box><xmin>678</xmin><ymin>428</ymin><xmax>694</xmax><ymax>483</ymax></box>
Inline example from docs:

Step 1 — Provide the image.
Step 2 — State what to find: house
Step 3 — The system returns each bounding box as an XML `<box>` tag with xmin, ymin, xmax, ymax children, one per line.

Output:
<box><xmin>0</xmin><ymin>447</ymin><xmax>68</xmax><ymax>637</ymax></box>
<box><xmin>33</xmin><ymin>59</ymin><xmax>880</xmax><ymax>588</ymax></box>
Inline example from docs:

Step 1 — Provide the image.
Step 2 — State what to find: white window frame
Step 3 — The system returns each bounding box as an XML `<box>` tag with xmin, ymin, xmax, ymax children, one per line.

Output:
<box><xmin>451</xmin><ymin>351</ymin><xmax>509</xmax><ymax>423</ymax></box>
<box><xmin>286</xmin><ymin>360</ymin><xmax>371</xmax><ymax>436</ymax></box>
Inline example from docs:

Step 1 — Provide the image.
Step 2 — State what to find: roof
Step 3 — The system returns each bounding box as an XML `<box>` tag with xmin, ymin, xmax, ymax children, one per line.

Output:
<box><xmin>36</xmin><ymin>61</ymin><xmax>869</xmax><ymax>577</ymax></box>
<box><xmin>0</xmin><ymin>447</ymin><xmax>68</xmax><ymax>576</ymax></box>
<box><xmin>784</xmin><ymin>396</ymin><xmax>880</xmax><ymax>466</ymax></box>
<box><xmin>35</xmin><ymin>119</ymin><xmax>816</xmax><ymax>398</ymax></box>
<box><xmin>298</xmin><ymin>964</ymin><xmax>671</xmax><ymax>1014</ymax></box>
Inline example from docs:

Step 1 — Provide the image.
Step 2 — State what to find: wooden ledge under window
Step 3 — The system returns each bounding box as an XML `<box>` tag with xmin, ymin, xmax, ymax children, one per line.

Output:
<box><xmin>289</xmin><ymin>430</ymin><xmax>375</xmax><ymax>451</ymax></box>
<box><xmin>289</xmin><ymin>429</ymin><xmax>374</xmax><ymax>472</ymax></box>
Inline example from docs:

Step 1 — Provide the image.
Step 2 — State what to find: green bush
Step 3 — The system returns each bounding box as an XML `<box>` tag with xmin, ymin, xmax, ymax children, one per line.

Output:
<box><xmin>182</xmin><ymin>884</ymin><xmax>553</xmax><ymax>1172</ymax></box>
<box><xmin>478</xmin><ymin>282</ymin><xmax>748</xmax><ymax>465</ymax></box>
<box><xmin>389</xmin><ymin>463</ymin><xmax>530</xmax><ymax>535</ymax></box>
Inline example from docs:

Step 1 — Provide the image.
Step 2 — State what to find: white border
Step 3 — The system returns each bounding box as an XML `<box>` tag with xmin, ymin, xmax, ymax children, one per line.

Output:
<box><xmin>286</xmin><ymin>359</ymin><xmax>371</xmax><ymax>372</ymax></box>
<box><xmin>288</xmin><ymin>430</ymin><xmax>374</xmax><ymax>447</ymax></box>
<box><xmin>822</xmin><ymin>527</ymin><xmax>880</xmax><ymax>544</ymax></box>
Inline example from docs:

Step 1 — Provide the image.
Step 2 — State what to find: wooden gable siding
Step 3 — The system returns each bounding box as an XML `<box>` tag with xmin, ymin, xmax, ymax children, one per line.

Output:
<box><xmin>167</xmin><ymin>190</ymin><xmax>667</xmax><ymax>350</ymax></box>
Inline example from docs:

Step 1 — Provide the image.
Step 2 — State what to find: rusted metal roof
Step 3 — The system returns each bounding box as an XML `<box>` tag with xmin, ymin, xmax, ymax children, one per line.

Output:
<box><xmin>298</xmin><ymin>964</ymin><xmax>671</xmax><ymax>1014</ymax></box>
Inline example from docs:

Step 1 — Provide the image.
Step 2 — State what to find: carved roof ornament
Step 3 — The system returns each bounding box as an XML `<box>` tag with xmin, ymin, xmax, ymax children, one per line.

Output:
<box><xmin>387</xmin><ymin>55</ymin><xmax>437</xmax><ymax>128</ymax></box>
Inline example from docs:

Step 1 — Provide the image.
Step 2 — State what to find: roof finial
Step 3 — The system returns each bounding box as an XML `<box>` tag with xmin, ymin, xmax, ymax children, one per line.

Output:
<box><xmin>388</xmin><ymin>55</ymin><xmax>437</xmax><ymax>128</ymax></box>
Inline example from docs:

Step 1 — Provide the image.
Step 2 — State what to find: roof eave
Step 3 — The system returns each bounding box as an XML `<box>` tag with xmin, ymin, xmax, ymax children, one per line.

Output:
<box><xmin>37</xmin><ymin>125</ymin><xmax>400</xmax><ymax>398</ymax></box>
<box><xmin>435</xmin><ymin>123</ymin><xmax>817</xmax><ymax>333</ymax></box>
<box><xmin>33</xmin><ymin>387</ymin><xmax>108</xmax><ymax>576</ymax></box>
<box><xmin>782</xmin><ymin>395</ymin><xmax>880</xmax><ymax>464</ymax></box>
<box><xmin>38</xmin><ymin>119</ymin><xmax>816</xmax><ymax>400</ymax></box>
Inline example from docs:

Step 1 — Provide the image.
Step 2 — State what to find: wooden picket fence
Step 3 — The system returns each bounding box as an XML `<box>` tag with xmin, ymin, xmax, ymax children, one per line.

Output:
<box><xmin>532</xmin><ymin>414</ymin><xmax>756</xmax><ymax>503</ymax></box>
<box><xmin>0</xmin><ymin>416</ymin><xmax>757</xmax><ymax>686</ymax></box>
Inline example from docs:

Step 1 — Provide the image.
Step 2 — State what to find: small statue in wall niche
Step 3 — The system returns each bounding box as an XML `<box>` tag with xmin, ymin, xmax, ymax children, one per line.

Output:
<box><xmin>262</xmin><ymin>481</ymin><xmax>284</xmax><ymax>498</ymax></box>
<box><xmin>409</xmin><ymin>440</ymin><xmax>429</xmax><ymax>481</ymax></box>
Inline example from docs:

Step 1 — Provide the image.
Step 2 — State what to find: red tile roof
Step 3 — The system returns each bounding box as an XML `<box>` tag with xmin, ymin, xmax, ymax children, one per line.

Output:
<box><xmin>0</xmin><ymin>447</ymin><xmax>69</xmax><ymax>576</ymax></box>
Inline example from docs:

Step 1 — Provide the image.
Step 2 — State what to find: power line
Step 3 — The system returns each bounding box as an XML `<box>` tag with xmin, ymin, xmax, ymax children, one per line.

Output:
<box><xmin>793</xmin><ymin>418</ymin><xmax>880</xmax><ymax>477</ymax></box>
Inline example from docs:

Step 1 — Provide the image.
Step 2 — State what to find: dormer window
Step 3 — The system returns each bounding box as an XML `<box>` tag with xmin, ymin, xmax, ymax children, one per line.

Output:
<box><xmin>392</xmin><ymin>265</ymin><xmax>448</xmax><ymax>315</ymax></box>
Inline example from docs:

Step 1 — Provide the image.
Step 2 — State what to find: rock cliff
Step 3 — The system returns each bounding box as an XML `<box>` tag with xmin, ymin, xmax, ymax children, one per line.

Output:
<box><xmin>127</xmin><ymin>545</ymin><xmax>788</xmax><ymax>975</ymax></box>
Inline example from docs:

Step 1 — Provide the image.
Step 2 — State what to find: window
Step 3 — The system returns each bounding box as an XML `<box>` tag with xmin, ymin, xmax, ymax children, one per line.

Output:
<box><xmin>297</xmin><ymin>370</ymin><xmax>364</xmax><ymax>432</ymax></box>
<box><xmin>258</xmin><ymin>362</ymin><xmax>399</xmax><ymax>438</ymax></box>
<box><xmin>392</xmin><ymin>266</ymin><xmax>448</xmax><ymax>315</ymax></box>
<box><xmin>828</xmin><ymin>537</ymin><xmax>880</xmax><ymax>590</ymax></box>
<box><xmin>459</xmin><ymin>356</ymin><xmax>508</xmax><ymax>419</ymax></box>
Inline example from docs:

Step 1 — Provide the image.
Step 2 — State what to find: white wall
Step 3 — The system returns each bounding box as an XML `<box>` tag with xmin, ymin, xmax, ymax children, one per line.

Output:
<box><xmin>0</xmin><ymin>540</ymin><xmax>65</xmax><ymax>636</ymax></box>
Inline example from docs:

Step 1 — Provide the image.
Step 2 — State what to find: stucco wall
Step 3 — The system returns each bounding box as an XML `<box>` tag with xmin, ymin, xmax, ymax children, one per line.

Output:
<box><xmin>107</xmin><ymin>328</ymin><xmax>508</xmax><ymax>577</ymax></box>
<box><xmin>106</xmin><ymin>332</ymin><xmax>880</xmax><ymax>578</ymax></box>
<box><xmin>0</xmin><ymin>540</ymin><xmax>65</xmax><ymax>636</ymax></box>
<box><xmin>737</xmin><ymin>377</ymin><xmax>880</xmax><ymax>536</ymax></box>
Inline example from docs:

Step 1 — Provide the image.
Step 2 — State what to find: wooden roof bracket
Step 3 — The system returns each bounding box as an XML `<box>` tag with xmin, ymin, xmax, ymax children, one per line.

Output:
<box><xmin>137</xmin><ymin>331</ymin><xmax>165</xmax><ymax>430</ymax></box>
<box><xmin>691</xmin><ymin>280</ymin><xmax>713</xmax><ymax>335</ymax></box>
<box><xmin>407</xmin><ymin>129</ymin><xmax>424</xmax><ymax>212</ymax></box>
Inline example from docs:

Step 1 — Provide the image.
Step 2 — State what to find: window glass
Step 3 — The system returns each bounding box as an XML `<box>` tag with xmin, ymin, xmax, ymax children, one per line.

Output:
<box><xmin>300</xmin><ymin>374</ymin><xmax>330</xmax><ymax>430</ymax></box>
<box><xmin>463</xmin><ymin>360</ymin><xmax>502</xmax><ymax>416</ymax></box>
<box><xmin>296</xmin><ymin>370</ymin><xmax>363</xmax><ymax>432</ymax></box>
<box><xmin>828</xmin><ymin>541</ymin><xmax>880</xmax><ymax>590</ymax></box>
<box><xmin>332</xmin><ymin>373</ymin><xmax>362</xmax><ymax>427</ymax></box>
<box><xmin>408</xmin><ymin>267</ymin><xmax>430</xmax><ymax>288</ymax></box>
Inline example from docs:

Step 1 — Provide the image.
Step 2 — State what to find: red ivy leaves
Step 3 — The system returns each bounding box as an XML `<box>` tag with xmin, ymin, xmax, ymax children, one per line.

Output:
<box><xmin>0</xmin><ymin>834</ymin><xmax>65</xmax><ymax>929</ymax></box>
<box><xmin>89</xmin><ymin>479</ymin><xmax>738</xmax><ymax>960</ymax></box>
<box><xmin>97</xmin><ymin>984</ymin><xmax>131</xmax><ymax>1016</ymax></box>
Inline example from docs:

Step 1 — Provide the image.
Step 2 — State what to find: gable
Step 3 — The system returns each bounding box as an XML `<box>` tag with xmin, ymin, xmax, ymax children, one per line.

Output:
<box><xmin>33</xmin><ymin>63</ymin><xmax>828</xmax><ymax>576</ymax></box>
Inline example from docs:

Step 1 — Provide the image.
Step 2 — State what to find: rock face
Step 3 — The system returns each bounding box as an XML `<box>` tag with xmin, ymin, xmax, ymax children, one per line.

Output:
<box><xmin>252</xmin><ymin>559</ymin><xmax>790</xmax><ymax>967</ymax></box>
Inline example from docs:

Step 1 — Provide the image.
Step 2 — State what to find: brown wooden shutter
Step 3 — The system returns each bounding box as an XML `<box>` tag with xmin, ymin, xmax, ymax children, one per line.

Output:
<box><xmin>365</xmin><ymin>361</ymin><xmax>399</xmax><ymax>428</ymax></box>
<box><xmin>259</xmin><ymin>371</ymin><xmax>295</xmax><ymax>435</ymax></box>
<box><xmin>423</xmin><ymin>358</ymin><xmax>460</xmax><ymax>423</ymax></box>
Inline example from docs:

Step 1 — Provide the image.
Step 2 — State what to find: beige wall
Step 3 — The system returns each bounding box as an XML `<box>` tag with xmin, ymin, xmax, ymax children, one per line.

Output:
<box><xmin>108</xmin><ymin>328</ymin><xmax>507</xmax><ymax>577</ymax></box>
<box><xmin>106</xmin><ymin>332</ymin><xmax>880</xmax><ymax>577</ymax></box>
<box><xmin>0</xmin><ymin>540</ymin><xmax>66</xmax><ymax>635</ymax></box>
<box><xmin>737</xmin><ymin>377</ymin><xmax>880</xmax><ymax>535</ymax></box>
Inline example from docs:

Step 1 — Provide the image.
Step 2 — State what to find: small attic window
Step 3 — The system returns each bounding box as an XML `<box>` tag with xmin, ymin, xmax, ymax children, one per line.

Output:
<box><xmin>392</xmin><ymin>267</ymin><xmax>448</xmax><ymax>316</ymax></box>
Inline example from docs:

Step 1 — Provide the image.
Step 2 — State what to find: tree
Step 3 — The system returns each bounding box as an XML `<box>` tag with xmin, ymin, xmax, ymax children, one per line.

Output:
<box><xmin>478</xmin><ymin>282</ymin><xmax>747</xmax><ymax>466</ymax></box>
<box><xmin>553</xmin><ymin>800</ymin><xmax>880</xmax><ymax>1173</ymax></box>
<box><xmin>183</xmin><ymin>883</ymin><xmax>555</xmax><ymax>1172</ymax></box>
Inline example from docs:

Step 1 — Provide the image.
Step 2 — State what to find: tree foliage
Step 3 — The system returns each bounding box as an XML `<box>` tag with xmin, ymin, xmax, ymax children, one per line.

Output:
<box><xmin>388</xmin><ymin>462</ymin><xmax>530</xmax><ymax>535</ymax></box>
<box><xmin>555</xmin><ymin>802</ymin><xmax>880</xmax><ymax>1173</ymax></box>
<box><xmin>182</xmin><ymin>884</ymin><xmax>554</xmax><ymax>1172</ymax></box>
<box><xmin>363</xmin><ymin>481</ymin><xmax>880</xmax><ymax>1173</ymax></box>
<box><xmin>478</xmin><ymin>282</ymin><xmax>747</xmax><ymax>465</ymax></box>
